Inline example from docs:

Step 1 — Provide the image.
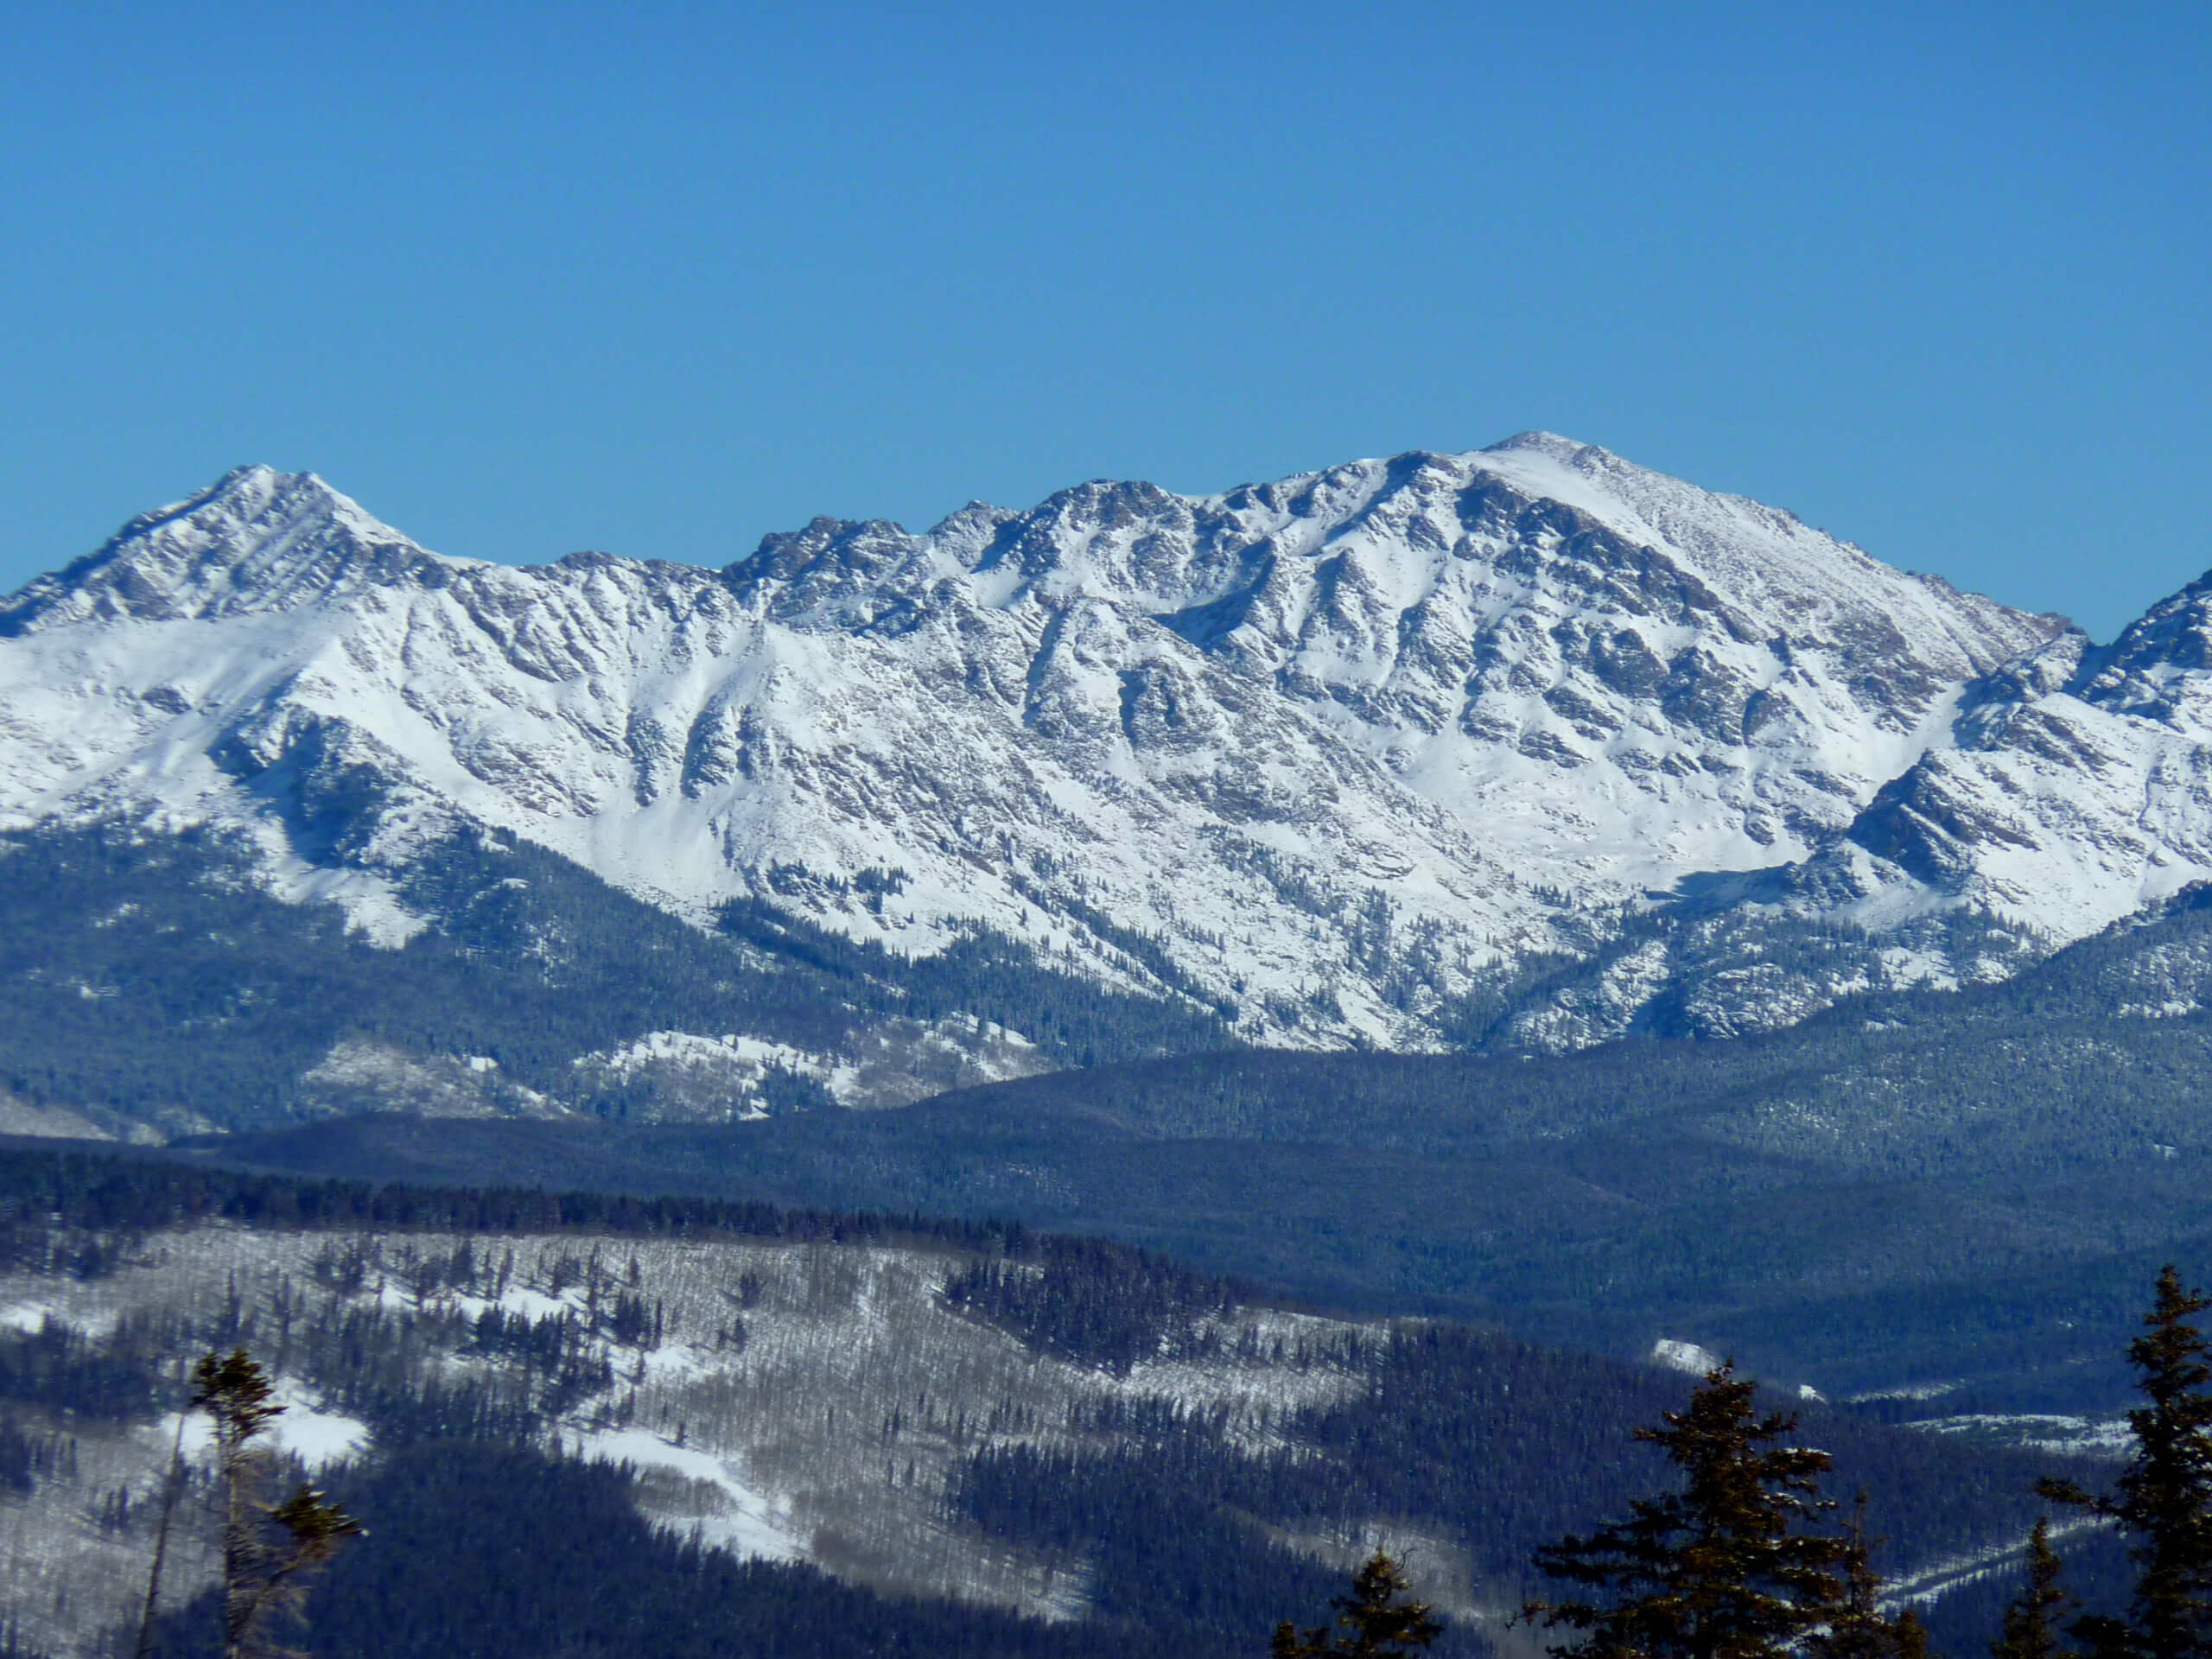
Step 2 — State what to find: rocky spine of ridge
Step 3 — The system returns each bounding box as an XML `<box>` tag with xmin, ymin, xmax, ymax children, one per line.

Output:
<box><xmin>0</xmin><ymin>438</ymin><xmax>2165</xmax><ymax>1052</ymax></box>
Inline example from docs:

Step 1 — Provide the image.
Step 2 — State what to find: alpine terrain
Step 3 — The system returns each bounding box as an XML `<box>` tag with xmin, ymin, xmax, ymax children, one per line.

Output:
<box><xmin>4</xmin><ymin>435</ymin><xmax>2212</xmax><ymax>1122</ymax></box>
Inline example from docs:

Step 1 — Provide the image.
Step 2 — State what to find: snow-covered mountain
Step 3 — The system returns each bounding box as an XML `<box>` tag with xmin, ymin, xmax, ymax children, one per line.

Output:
<box><xmin>5</xmin><ymin>434</ymin><xmax>2194</xmax><ymax>1052</ymax></box>
<box><xmin>1805</xmin><ymin>573</ymin><xmax>2212</xmax><ymax>934</ymax></box>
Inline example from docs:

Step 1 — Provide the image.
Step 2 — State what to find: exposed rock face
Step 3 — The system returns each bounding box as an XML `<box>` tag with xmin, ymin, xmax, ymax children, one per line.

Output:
<box><xmin>0</xmin><ymin>435</ymin><xmax>2133</xmax><ymax>1046</ymax></box>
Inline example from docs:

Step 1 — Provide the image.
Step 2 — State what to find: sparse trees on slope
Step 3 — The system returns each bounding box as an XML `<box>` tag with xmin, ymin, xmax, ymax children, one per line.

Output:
<box><xmin>194</xmin><ymin>1347</ymin><xmax>363</xmax><ymax>1659</ymax></box>
<box><xmin>1523</xmin><ymin>1362</ymin><xmax>1895</xmax><ymax>1659</ymax></box>
<box><xmin>1271</xmin><ymin>1551</ymin><xmax>1441</xmax><ymax>1659</ymax></box>
<box><xmin>2039</xmin><ymin>1266</ymin><xmax>2212</xmax><ymax>1659</ymax></box>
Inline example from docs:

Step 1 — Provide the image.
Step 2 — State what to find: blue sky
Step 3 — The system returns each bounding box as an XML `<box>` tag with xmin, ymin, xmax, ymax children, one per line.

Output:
<box><xmin>1</xmin><ymin>2</ymin><xmax>2205</xmax><ymax>639</ymax></box>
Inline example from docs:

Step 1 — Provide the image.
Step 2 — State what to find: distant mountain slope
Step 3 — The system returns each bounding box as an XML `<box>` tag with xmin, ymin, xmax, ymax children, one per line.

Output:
<box><xmin>0</xmin><ymin>441</ymin><xmax>2073</xmax><ymax>1049</ymax></box>
<box><xmin>187</xmin><ymin>880</ymin><xmax>2212</xmax><ymax>1403</ymax></box>
<box><xmin>1808</xmin><ymin>570</ymin><xmax>2212</xmax><ymax>933</ymax></box>
<box><xmin>0</xmin><ymin>820</ymin><xmax>1227</xmax><ymax>1138</ymax></box>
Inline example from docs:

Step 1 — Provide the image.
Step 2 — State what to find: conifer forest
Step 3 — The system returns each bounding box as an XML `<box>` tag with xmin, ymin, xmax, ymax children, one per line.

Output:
<box><xmin>0</xmin><ymin>1141</ymin><xmax>2201</xmax><ymax>1659</ymax></box>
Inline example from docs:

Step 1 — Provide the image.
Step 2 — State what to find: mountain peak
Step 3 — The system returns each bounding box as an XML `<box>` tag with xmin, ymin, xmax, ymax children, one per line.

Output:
<box><xmin>199</xmin><ymin>460</ymin><xmax>287</xmax><ymax>503</ymax></box>
<box><xmin>0</xmin><ymin>466</ymin><xmax>449</xmax><ymax>633</ymax></box>
<box><xmin>125</xmin><ymin>463</ymin><xmax>334</xmax><ymax>543</ymax></box>
<box><xmin>1480</xmin><ymin>429</ymin><xmax>1607</xmax><ymax>461</ymax></box>
<box><xmin>2069</xmin><ymin>564</ymin><xmax>2212</xmax><ymax>713</ymax></box>
<box><xmin>1456</xmin><ymin>434</ymin><xmax>2049</xmax><ymax>664</ymax></box>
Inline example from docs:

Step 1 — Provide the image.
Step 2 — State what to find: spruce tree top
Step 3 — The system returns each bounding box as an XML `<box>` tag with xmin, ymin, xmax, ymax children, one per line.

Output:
<box><xmin>1273</xmin><ymin>1551</ymin><xmax>1441</xmax><ymax>1659</ymax></box>
<box><xmin>2039</xmin><ymin>1267</ymin><xmax>2212</xmax><ymax>1659</ymax></box>
<box><xmin>1526</xmin><ymin>1363</ymin><xmax>1854</xmax><ymax>1659</ymax></box>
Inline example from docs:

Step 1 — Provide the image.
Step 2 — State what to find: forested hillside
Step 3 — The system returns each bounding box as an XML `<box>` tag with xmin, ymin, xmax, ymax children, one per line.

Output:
<box><xmin>0</xmin><ymin>1145</ymin><xmax>2113</xmax><ymax>1659</ymax></box>
<box><xmin>181</xmin><ymin>881</ymin><xmax>2212</xmax><ymax>1404</ymax></box>
<box><xmin>0</xmin><ymin>821</ymin><xmax>1227</xmax><ymax>1137</ymax></box>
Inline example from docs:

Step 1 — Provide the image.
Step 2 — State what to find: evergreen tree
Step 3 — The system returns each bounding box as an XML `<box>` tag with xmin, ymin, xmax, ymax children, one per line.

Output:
<box><xmin>2039</xmin><ymin>1267</ymin><xmax>2212</xmax><ymax>1659</ymax></box>
<box><xmin>1523</xmin><ymin>1362</ymin><xmax>1857</xmax><ymax>1659</ymax></box>
<box><xmin>194</xmin><ymin>1347</ymin><xmax>365</xmax><ymax>1659</ymax></box>
<box><xmin>1993</xmin><ymin>1519</ymin><xmax>2077</xmax><ymax>1659</ymax></box>
<box><xmin>1272</xmin><ymin>1551</ymin><xmax>1441</xmax><ymax>1659</ymax></box>
<box><xmin>1809</xmin><ymin>1495</ymin><xmax>1931</xmax><ymax>1659</ymax></box>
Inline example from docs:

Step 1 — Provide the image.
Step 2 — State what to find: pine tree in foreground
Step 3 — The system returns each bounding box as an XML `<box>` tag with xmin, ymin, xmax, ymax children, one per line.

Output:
<box><xmin>192</xmin><ymin>1347</ymin><xmax>365</xmax><ymax>1659</ymax></box>
<box><xmin>1272</xmin><ymin>1551</ymin><xmax>1441</xmax><ymax>1659</ymax></box>
<box><xmin>2038</xmin><ymin>1266</ymin><xmax>2212</xmax><ymax>1659</ymax></box>
<box><xmin>1809</xmin><ymin>1495</ymin><xmax>1933</xmax><ymax>1659</ymax></box>
<box><xmin>1991</xmin><ymin>1519</ymin><xmax>2077</xmax><ymax>1659</ymax></box>
<box><xmin>1523</xmin><ymin>1361</ymin><xmax>1898</xmax><ymax>1659</ymax></box>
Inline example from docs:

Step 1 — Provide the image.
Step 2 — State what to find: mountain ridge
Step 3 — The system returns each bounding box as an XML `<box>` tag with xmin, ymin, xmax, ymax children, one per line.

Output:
<box><xmin>0</xmin><ymin>438</ymin><xmax>2199</xmax><ymax>1058</ymax></box>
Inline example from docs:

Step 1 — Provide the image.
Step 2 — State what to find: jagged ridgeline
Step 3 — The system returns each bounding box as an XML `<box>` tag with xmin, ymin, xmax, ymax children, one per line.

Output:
<box><xmin>0</xmin><ymin>818</ymin><xmax>1229</xmax><ymax>1137</ymax></box>
<box><xmin>16</xmin><ymin>441</ymin><xmax>2212</xmax><ymax>1131</ymax></box>
<box><xmin>0</xmin><ymin>1145</ymin><xmax>2100</xmax><ymax>1659</ymax></box>
<box><xmin>17</xmin><ymin>437</ymin><xmax>2212</xmax><ymax>1068</ymax></box>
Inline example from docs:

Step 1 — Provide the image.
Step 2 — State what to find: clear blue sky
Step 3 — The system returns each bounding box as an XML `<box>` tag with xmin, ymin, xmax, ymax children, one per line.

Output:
<box><xmin>2</xmin><ymin>2</ymin><xmax>2206</xmax><ymax>639</ymax></box>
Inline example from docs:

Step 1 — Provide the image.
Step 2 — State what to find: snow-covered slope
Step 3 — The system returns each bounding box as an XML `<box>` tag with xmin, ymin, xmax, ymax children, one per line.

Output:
<box><xmin>0</xmin><ymin>1218</ymin><xmax>1388</xmax><ymax>1655</ymax></box>
<box><xmin>0</xmin><ymin>440</ymin><xmax>2085</xmax><ymax>1045</ymax></box>
<box><xmin>1803</xmin><ymin>575</ymin><xmax>2212</xmax><ymax>936</ymax></box>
